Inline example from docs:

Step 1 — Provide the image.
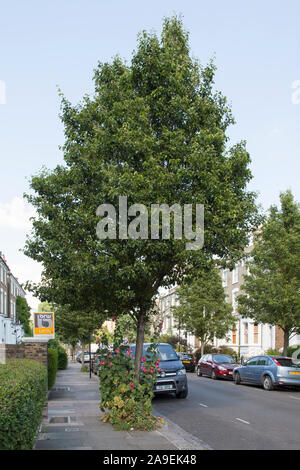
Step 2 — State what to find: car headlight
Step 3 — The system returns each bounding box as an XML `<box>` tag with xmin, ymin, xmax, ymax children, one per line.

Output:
<box><xmin>177</xmin><ymin>368</ymin><xmax>186</xmax><ymax>376</ymax></box>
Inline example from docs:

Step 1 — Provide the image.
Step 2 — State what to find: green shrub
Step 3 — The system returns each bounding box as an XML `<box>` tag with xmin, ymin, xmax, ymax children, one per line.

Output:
<box><xmin>287</xmin><ymin>344</ymin><xmax>300</xmax><ymax>357</ymax></box>
<box><xmin>0</xmin><ymin>359</ymin><xmax>47</xmax><ymax>450</ymax></box>
<box><xmin>48</xmin><ymin>348</ymin><xmax>58</xmax><ymax>389</ymax></box>
<box><xmin>265</xmin><ymin>348</ymin><xmax>281</xmax><ymax>356</ymax></box>
<box><xmin>57</xmin><ymin>347</ymin><xmax>68</xmax><ymax>370</ymax></box>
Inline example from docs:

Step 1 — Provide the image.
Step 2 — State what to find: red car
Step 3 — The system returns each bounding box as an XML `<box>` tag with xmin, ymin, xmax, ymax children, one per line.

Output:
<box><xmin>197</xmin><ymin>354</ymin><xmax>239</xmax><ymax>380</ymax></box>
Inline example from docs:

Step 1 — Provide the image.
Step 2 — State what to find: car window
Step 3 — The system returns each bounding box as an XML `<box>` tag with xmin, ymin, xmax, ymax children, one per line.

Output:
<box><xmin>207</xmin><ymin>355</ymin><xmax>212</xmax><ymax>362</ymax></box>
<box><xmin>273</xmin><ymin>357</ymin><xmax>298</xmax><ymax>368</ymax></box>
<box><xmin>213</xmin><ymin>355</ymin><xmax>235</xmax><ymax>364</ymax></box>
<box><xmin>246</xmin><ymin>358</ymin><xmax>258</xmax><ymax>366</ymax></box>
<box><xmin>257</xmin><ymin>357</ymin><xmax>268</xmax><ymax>366</ymax></box>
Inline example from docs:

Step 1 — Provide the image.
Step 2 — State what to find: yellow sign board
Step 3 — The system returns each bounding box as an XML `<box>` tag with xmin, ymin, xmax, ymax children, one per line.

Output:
<box><xmin>34</xmin><ymin>312</ymin><xmax>55</xmax><ymax>338</ymax></box>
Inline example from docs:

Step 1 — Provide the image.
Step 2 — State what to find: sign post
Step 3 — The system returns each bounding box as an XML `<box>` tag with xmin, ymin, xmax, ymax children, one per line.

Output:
<box><xmin>33</xmin><ymin>312</ymin><xmax>55</xmax><ymax>339</ymax></box>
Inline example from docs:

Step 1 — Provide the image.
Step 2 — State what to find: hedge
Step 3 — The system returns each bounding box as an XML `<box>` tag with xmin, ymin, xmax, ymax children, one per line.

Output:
<box><xmin>57</xmin><ymin>347</ymin><xmax>68</xmax><ymax>370</ymax></box>
<box><xmin>0</xmin><ymin>359</ymin><xmax>47</xmax><ymax>450</ymax></box>
<box><xmin>48</xmin><ymin>348</ymin><xmax>58</xmax><ymax>389</ymax></box>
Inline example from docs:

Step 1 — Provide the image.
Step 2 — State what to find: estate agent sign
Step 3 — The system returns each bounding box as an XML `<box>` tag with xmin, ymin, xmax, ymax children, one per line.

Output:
<box><xmin>34</xmin><ymin>312</ymin><xmax>55</xmax><ymax>339</ymax></box>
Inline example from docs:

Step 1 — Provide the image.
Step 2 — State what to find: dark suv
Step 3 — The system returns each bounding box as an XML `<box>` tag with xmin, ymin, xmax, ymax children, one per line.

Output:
<box><xmin>177</xmin><ymin>353</ymin><xmax>195</xmax><ymax>372</ymax></box>
<box><xmin>130</xmin><ymin>343</ymin><xmax>188</xmax><ymax>398</ymax></box>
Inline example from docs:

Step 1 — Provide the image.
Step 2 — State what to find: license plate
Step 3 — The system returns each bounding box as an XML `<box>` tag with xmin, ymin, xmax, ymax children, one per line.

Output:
<box><xmin>228</xmin><ymin>372</ymin><xmax>233</xmax><ymax>375</ymax></box>
<box><xmin>182</xmin><ymin>361</ymin><xmax>190</xmax><ymax>363</ymax></box>
<box><xmin>290</xmin><ymin>371</ymin><xmax>300</xmax><ymax>375</ymax></box>
<box><xmin>156</xmin><ymin>384</ymin><xmax>173</xmax><ymax>390</ymax></box>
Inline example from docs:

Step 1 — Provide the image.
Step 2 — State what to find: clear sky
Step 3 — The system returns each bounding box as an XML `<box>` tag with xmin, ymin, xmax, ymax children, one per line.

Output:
<box><xmin>0</xmin><ymin>0</ymin><xmax>299</xmax><ymax>310</ymax></box>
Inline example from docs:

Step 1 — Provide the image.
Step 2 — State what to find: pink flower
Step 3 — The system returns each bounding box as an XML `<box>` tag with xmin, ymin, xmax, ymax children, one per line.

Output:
<box><xmin>109</xmin><ymin>362</ymin><xmax>112</xmax><ymax>367</ymax></box>
<box><xmin>100</xmin><ymin>360</ymin><xmax>105</xmax><ymax>366</ymax></box>
<box><xmin>115</xmin><ymin>348</ymin><xmax>120</xmax><ymax>355</ymax></box>
<box><xmin>130</xmin><ymin>382</ymin><xmax>134</xmax><ymax>389</ymax></box>
<box><xmin>124</xmin><ymin>372</ymin><xmax>127</xmax><ymax>377</ymax></box>
<box><xmin>142</xmin><ymin>357</ymin><xmax>146</xmax><ymax>362</ymax></box>
<box><xmin>158</xmin><ymin>368</ymin><xmax>162</xmax><ymax>373</ymax></box>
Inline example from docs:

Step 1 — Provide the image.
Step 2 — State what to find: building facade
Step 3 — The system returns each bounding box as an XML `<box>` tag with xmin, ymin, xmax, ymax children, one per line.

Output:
<box><xmin>0</xmin><ymin>252</ymin><xmax>25</xmax><ymax>344</ymax></box>
<box><xmin>157</xmin><ymin>241</ymin><xmax>287</xmax><ymax>357</ymax></box>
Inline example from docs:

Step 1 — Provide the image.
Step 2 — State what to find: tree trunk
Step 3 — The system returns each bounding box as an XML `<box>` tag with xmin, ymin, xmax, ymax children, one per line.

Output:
<box><xmin>134</xmin><ymin>310</ymin><xmax>146</xmax><ymax>381</ymax></box>
<box><xmin>283</xmin><ymin>329</ymin><xmax>289</xmax><ymax>356</ymax></box>
<box><xmin>81</xmin><ymin>340</ymin><xmax>85</xmax><ymax>370</ymax></box>
<box><xmin>201</xmin><ymin>341</ymin><xmax>205</xmax><ymax>356</ymax></box>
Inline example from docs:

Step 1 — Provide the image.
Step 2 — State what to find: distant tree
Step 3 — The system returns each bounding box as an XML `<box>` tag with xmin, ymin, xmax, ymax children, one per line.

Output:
<box><xmin>238</xmin><ymin>190</ymin><xmax>300</xmax><ymax>355</ymax></box>
<box><xmin>16</xmin><ymin>297</ymin><xmax>32</xmax><ymax>336</ymax></box>
<box><xmin>54</xmin><ymin>305</ymin><xmax>106</xmax><ymax>370</ymax></box>
<box><xmin>38</xmin><ymin>302</ymin><xmax>54</xmax><ymax>312</ymax></box>
<box><xmin>172</xmin><ymin>264</ymin><xmax>236</xmax><ymax>356</ymax></box>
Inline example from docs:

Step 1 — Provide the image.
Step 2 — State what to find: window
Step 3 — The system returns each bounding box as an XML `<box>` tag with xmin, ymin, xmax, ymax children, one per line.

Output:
<box><xmin>243</xmin><ymin>322</ymin><xmax>248</xmax><ymax>344</ymax></box>
<box><xmin>232</xmin><ymin>325</ymin><xmax>237</xmax><ymax>344</ymax></box>
<box><xmin>254</xmin><ymin>324</ymin><xmax>259</xmax><ymax>344</ymax></box>
<box><xmin>232</xmin><ymin>266</ymin><xmax>239</xmax><ymax>284</ymax></box>
<box><xmin>222</xmin><ymin>270</ymin><xmax>228</xmax><ymax>287</ymax></box>
<box><xmin>246</xmin><ymin>357</ymin><xmax>258</xmax><ymax>366</ymax></box>
<box><xmin>257</xmin><ymin>358</ymin><xmax>267</xmax><ymax>366</ymax></box>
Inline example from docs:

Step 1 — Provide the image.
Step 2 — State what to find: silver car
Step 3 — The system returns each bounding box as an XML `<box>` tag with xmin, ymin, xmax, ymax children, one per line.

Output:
<box><xmin>233</xmin><ymin>356</ymin><xmax>300</xmax><ymax>391</ymax></box>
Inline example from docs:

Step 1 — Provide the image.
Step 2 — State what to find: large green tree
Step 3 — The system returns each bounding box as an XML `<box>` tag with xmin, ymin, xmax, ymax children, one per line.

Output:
<box><xmin>172</xmin><ymin>264</ymin><xmax>236</xmax><ymax>355</ymax></box>
<box><xmin>238</xmin><ymin>190</ymin><xmax>300</xmax><ymax>355</ymax></box>
<box><xmin>24</xmin><ymin>16</ymin><xmax>258</xmax><ymax>377</ymax></box>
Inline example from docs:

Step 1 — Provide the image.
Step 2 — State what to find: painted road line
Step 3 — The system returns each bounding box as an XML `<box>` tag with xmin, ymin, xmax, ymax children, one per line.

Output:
<box><xmin>199</xmin><ymin>403</ymin><xmax>208</xmax><ymax>407</ymax></box>
<box><xmin>289</xmin><ymin>395</ymin><xmax>300</xmax><ymax>401</ymax></box>
<box><xmin>235</xmin><ymin>418</ymin><xmax>250</xmax><ymax>425</ymax></box>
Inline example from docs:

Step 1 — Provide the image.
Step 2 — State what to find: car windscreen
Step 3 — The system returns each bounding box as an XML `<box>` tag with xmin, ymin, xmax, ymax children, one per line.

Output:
<box><xmin>213</xmin><ymin>355</ymin><xmax>235</xmax><ymax>364</ymax></box>
<box><xmin>131</xmin><ymin>344</ymin><xmax>179</xmax><ymax>361</ymax></box>
<box><xmin>274</xmin><ymin>358</ymin><xmax>299</xmax><ymax>368</ymax></box>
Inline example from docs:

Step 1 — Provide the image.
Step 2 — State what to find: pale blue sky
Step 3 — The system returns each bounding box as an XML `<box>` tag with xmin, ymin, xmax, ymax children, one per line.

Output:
<box><xmin>0</xmin><ymin>1</ymin><xmax>299</xmax><ymax>308</ymax></box>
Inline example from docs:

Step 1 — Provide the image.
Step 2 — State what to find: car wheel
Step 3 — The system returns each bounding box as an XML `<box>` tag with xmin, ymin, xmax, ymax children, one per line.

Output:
<box><xmin>197</xmin><ymin>367</ymin><xmax>202</xmax><ymax>377</ymax></box>
<box><xmin>176</xmin><ymin>386</ymin><xmax>188</xmax><ymax>399</ymax></box>
<box><xmin>263</xmin><ymin>375</ymin><xmax>274</xmax><ymax>391</ymax></box>
<box><xmin>211</xmin><ymin>369</ymin><xmax>217</xmax><ymax>380</ymax></box>
<box><xmin>235</xmin><ymin>372</ymin><xmax>241</xmax><ymax>385</ymax></box>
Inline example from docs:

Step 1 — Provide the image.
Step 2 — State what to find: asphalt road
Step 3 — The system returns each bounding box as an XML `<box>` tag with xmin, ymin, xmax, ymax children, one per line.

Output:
<box><xmin>153</xmin><ymin>372</ymin><xmax>300</xmax><ymax>450</ymax></box>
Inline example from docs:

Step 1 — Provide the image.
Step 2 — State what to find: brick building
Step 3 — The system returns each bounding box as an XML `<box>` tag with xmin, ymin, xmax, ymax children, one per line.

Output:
<box><xmin>0</xmin><ymin>251</ymin><xmax>26</xmax><ymax>344</ymax></box>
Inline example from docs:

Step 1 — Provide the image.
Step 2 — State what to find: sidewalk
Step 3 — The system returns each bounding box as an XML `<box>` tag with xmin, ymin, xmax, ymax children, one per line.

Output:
<box><xmin>35</xmin><ymin>361</ymin><xmax>207</xmax><ymax>450</ymax></box>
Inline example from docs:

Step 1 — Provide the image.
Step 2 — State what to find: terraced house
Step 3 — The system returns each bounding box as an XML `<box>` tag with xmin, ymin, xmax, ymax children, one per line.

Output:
<box><xmin>158</xmin><ymin>240</ymin><xmax>288</xmax><ymax>357</ymax></box>
<box><xmin>0</xmin><ymin>252</ymin><xmax>25</xmax><ymax>344</ymax></box>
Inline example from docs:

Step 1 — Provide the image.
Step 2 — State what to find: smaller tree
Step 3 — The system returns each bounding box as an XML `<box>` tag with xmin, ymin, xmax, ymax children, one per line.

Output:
<box><xmin>172</xmin><ymin>265</ymin><xmax>236</xmax><ymax>355</ymax></box>
<box><xmin>16</xmin><ymin>297</ymin><xmax>32</xmax><ymax>336</ymax></box>
<box><xmin>238</xmin><ymin>190</ymin><xmax>300</xmax><ymax>356</ymax></box>
<box><xmin>54</xmin><ymin>305</ymin><xmax>107</xmax><ymax>370</ymax></box>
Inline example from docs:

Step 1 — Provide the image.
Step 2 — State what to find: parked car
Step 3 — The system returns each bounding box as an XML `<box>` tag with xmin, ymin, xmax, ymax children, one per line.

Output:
<box><xmin>233</xmin><ymin>355</ymin><xmax>300</xmax><ymax>391</ymax></box>
<box><xmin>177</xmin><ymin>353</ymin><xmax>195</xmax><ymax>372</ymax></box>
<box><xmin>77</xmin><ymin>351</ymin><xmax>97</xmax><ymax>364</ymax></box>
<box><xmin>197</xmin><ymin>353</ymin><xmax>239</xmax><ymax>380</ymax></box>
<box><xmin>129</xmin><ymin>343</ymin><xmax>188</xmax><ymax>398</ymax></box>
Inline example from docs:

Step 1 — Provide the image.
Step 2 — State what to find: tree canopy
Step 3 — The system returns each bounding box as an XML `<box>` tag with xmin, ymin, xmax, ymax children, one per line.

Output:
<box><xmin>24</xmin><ymin>16</ymin><xmax>258</xmax><ymax>375</ymax></box>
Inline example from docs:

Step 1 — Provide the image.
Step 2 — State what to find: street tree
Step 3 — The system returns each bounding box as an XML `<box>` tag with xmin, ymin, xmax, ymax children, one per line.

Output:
<box><xmin>54</xmin><ymin>305</ymin><xmax>106</xmax><ymax>369</ymax></box>
<box><xmin>238</xmin><ymin>190</ymin><xmax>300</xmax><ymax>356</ymax></box>
<box><xmin>172</xmin><ymin>264</ymin><xmax>236</xmax><ymax>355</ymax></box>
<box><xmin>24</xmin><ymin>16</ymin><xmax>258</xmax><ymax>378</ymax></box>
<box><xmin>16</xmin><ymin>297</ymin><xmax>32</xmax><ymax>336</ymax></box>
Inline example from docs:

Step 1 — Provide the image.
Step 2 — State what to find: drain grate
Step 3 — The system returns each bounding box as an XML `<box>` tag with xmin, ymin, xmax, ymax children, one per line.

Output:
<box><xmin>65</xmin><ymin>427</ymin><xmax>80</xmax><ymax>432</ymax></box>
<box><xmin>52</xmin><ymin>387</ymin><xmax>71</xmax><ymax>391</ymax></box>
<box><xmin>49</xmin><ymin>416</ymin><xmax>69</xmax><ymax>424</ymax></box>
